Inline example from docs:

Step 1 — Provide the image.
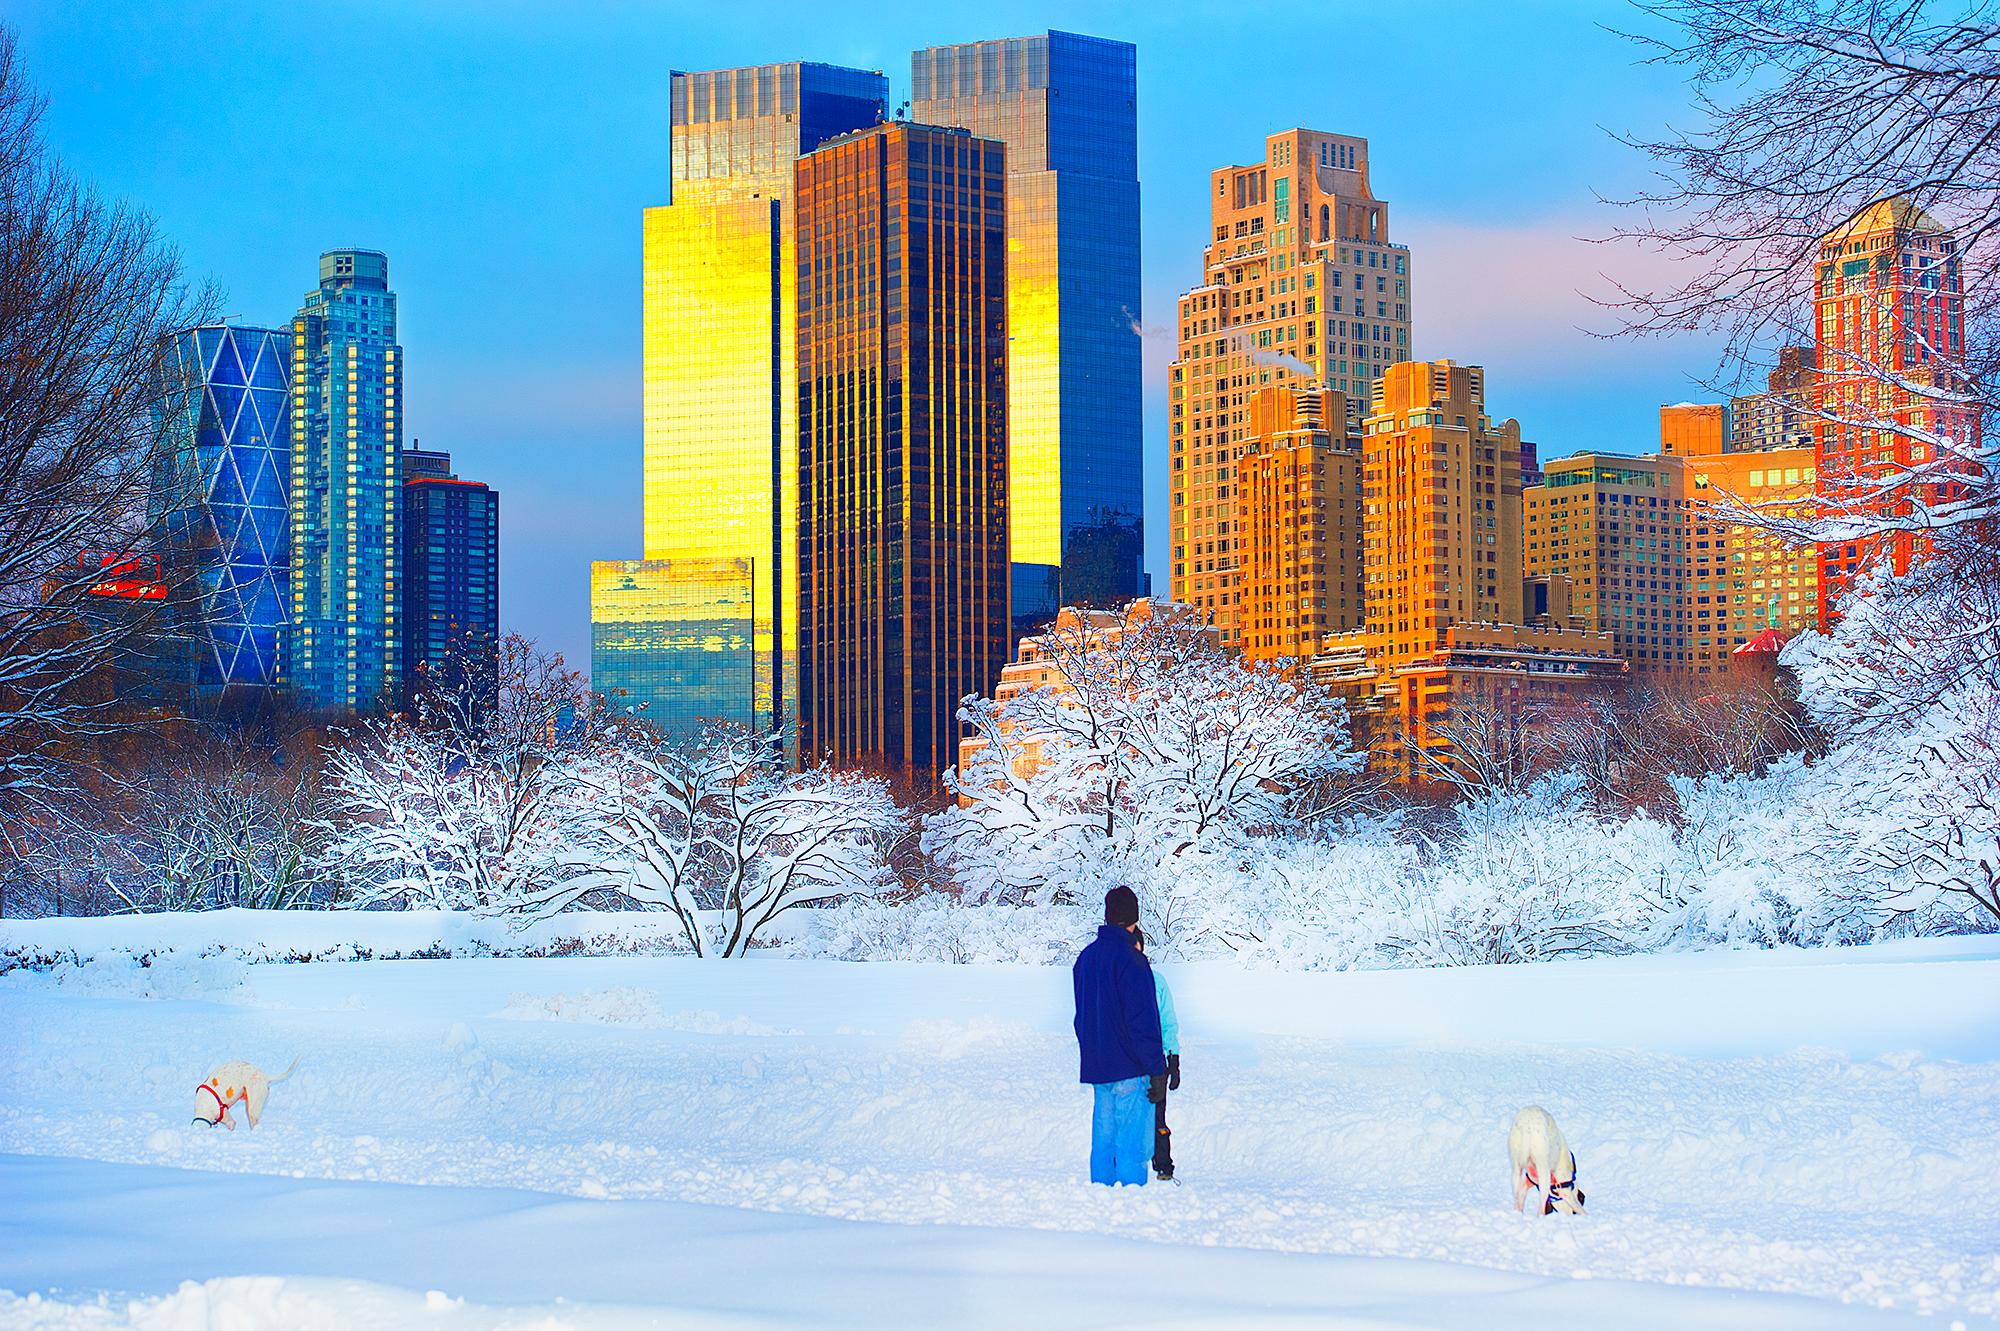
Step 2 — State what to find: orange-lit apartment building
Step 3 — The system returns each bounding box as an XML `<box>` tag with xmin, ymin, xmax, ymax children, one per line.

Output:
<box><xmin>1235</xmin><ymin>385</ymin><xmax>1363</xmax><ymax>661</ymax></box>
<box><xmin>1523</xmin><ymin>453</ymin><xmax>1692</xmax><ymax>680</ymax></box>
<box><xmin>1813</xmin><ymin>197</ymin><xmax>1967</xmax><ymax>626</ymax></box>
<box><xmin>1168</xmin><ymin>129</ymin><xmax>1412</xmax><ymax>646</ymax></box>
<box><xmin>1364</xmin><ymin>360</ymin><xmax>1524</xmax><ymax>665</ymax></box>
<box><xmin>1315</xmin><ymin>361</ymin><xmax>1622</xmax><ymax>783</ymax></box>
<box><xmin>1659</xmin><ymin>402</ymin><xmax>1729</xmax><ymax>456</ymax></box>
<box><xmin>1524</xmin><ymin>442</ymin><xmax>1820</xmax><ymax>681</ymax></box>
<box><xmin>1686</xmin><ymin>449</ymin><xmax>1819</xmax><ymax>673</ymax></box>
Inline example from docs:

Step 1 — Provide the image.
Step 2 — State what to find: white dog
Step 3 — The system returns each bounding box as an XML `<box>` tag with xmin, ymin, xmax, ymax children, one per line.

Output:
<box><xmin>1508</xmin><ymin>1105</ymin><xmax>1585</xmax><ymax>1216</ymax></box>
<box><xmin>192</xmin><ymin>1058</ymin><xmax>297</xmax><ymax>1130</ymax></box>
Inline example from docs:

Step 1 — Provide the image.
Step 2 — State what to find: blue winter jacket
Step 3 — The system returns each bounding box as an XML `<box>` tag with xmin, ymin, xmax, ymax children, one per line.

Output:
<box><xmin>1154</xmin><ymin>969</ymin><xmax>1180</xmax><ymax>1057</ymax></box>
<box><xmin>1072</xmin><ymin>924</ymin><xmax>1167</xmax><ymax>1085</ymax></box>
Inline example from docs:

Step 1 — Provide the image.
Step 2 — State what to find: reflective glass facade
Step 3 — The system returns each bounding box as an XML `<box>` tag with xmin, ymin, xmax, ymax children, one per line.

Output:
<box><xmin>591</xmin><ymin>557</ymin><xmax>760</xmax><ymax>734</ymax></box>
<box><xmin>619</xmin><ymin>62</ymin><xmax>885</xmax><ymax>746</ymax></box>
<box><xmin>911</xmin><ymin>32</ymin><xmax>1144</xmax><ymax>628</ymax></box>
<box><xmin>290</xmin><ymin>249</ymin><xmax>402</xmax><ymax>713</ymax></box>
<box><xmin>402</xmin><ymin>449</ymin><xmax>500</xmax><ymax>706</ymax></box>
<box><xmin>795</xmin><ymin>123</ymin><xmax>1012</xmax><ymax>781</ymax></box>
<box><xmin>151</xmin><ymin>324</ymin><xmax>291</xmax><ymax>705</ymax></box>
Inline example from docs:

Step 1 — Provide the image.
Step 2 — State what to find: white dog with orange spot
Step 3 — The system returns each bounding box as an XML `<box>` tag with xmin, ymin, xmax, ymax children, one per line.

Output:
<box><xmin>1509</xmin><ymin>1104</ymin><xmax>1585</xmax><ymax>1216</ymax></box>
<box><xmin>192</xmin><ymin>1058</ymin><xmax>297</xmax><ymax>1130</ymax></box>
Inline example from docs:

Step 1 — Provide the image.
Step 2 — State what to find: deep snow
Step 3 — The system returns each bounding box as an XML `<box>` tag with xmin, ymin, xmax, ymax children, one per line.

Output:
<box><xmin>2</xmin><ymin>933</ymin><xmax>1997</xmax><ymax>1327</ymax></box>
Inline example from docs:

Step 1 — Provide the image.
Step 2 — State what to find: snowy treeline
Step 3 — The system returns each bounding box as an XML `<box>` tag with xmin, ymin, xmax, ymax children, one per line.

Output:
<box><xmin>6</xmin><ymin>592</ymin><xmax>1995</xmax><ymax>968</ymax></box>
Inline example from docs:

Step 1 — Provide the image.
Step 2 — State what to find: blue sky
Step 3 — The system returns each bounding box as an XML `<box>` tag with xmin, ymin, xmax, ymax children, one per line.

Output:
<box><xmin>12</xmin><ymin>0</ymin><xmax>1726</xmax><ymax>672</ymax></box>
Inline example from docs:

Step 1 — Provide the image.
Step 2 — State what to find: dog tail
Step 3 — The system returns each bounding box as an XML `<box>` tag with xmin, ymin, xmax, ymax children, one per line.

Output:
<box><xmin>270</xmin><ymin>1056</ymin><xmax>299</xmax><ymax>1084</ymax></box>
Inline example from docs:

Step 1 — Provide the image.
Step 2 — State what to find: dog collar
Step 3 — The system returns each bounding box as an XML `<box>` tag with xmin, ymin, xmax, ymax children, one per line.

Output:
<box><xmin>194</xmin><ymin>1082</ymin><xmax>226</xmax><ymax>1125</ymax></box>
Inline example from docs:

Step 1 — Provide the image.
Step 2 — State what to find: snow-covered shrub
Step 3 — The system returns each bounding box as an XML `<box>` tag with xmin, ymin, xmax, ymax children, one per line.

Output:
<box><xmin>807</xmin><ymin>895</ymin><xmax>1099</xmax><ymax>965</ymax></box>
<box><xmin>1660</xmin><ymin>759</ymin><xmax>1816</xmax><ymax>946</ymax></box>
<box><xmin>316</xmin><ymin>637</ymin><xmax>608</xmax><ymax>910</ymax></box>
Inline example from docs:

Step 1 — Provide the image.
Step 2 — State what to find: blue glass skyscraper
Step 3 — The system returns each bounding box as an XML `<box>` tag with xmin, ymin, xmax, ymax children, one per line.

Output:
<box><xmin>289</xmin><ymin>249</ymin><xmax>403</xmax><ymax>713</ymax></box>
<box><xmin>402</xmin><ymin>447</ymin><xmax>500</xmax><ymax>707</ymax></box>
<box><xmin>911</xmin><ymin>31</ymin><xmax>1145</xmax><ymax>628</ymax></box>
<box><xmin>151</xmin><ymin>324</ymin><xmax>291</xmax><ymax>706</ymax></box>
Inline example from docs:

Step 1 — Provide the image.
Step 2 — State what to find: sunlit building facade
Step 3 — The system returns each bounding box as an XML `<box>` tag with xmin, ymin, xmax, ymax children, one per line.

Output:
<box><xmin>1812</xmin><ymin>197</ymin><xmax>1966</xmax><ymax>626</ymax></box>
<box><xmin>911</xmin><ymin>31</ymin><xmax>1144</xmax><ymax>626</ymax></box>
<box><xmin>401</xmin><ymin>448</ymin><xmax>499</xmax><ymax>707</ymax></box>
<box><xmin>1315</xmin><ymin>362</ymin><xmax>1621</xmax><ymax>787</ymax></box>
<box><xmin>1364</xmin><ymin>361</ymin><xmax>1522</xmax><ymax>670</ymax></box>
<box><xmin>794</xmin><ymin>122</ymin><xmax>1011</xmax><ymax>782</ymax></box>
<box><xmin>1685</xmin><ymin>448</ymin><xmax>1818</xmax><ymax>673</ymax></box>
<box><xmin>1169</xmin><ymin>129</ymin><xmax>1413</xmax><ymax>645</ymax></box>
<box><xmin>290</xmin><ymin>249</ymin><xmax>402</xmax><ymax>713</ymax></box>
<box><xmin>1658</xmin><ymin>402</ymin><xmax>1729</xmax><ymax>456</ymax></box>
<box><xmin>1234</xmin><ymin>385</ymin><xmax>1363</xmax><ymax>662</ymax></box>
<box><xmin>608</xmin><ymin>61</ymin><xmax>886</xmax><ymax>744</ymax></box>
<box><xmin>151</xmin><ymin>324</ymin><xmax>292</xmax><ymax>707</ymax></box>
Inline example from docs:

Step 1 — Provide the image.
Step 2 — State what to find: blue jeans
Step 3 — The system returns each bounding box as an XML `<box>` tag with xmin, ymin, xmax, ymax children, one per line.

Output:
<box><xmin>1089</xmin><ymin>1076</ymin><xmax>1153</xmax><ymax>1186</ymax></box>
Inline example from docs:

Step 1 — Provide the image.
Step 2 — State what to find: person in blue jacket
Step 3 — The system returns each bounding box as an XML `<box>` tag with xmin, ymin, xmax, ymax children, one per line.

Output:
<box><xmin>1072</xmin><ymin>885</ymin><xmax>1166</xmax><ymax>1186</ymax></box>
<box><xmin>1135</xmin><ymin>927</ymin><xmax>1181</xmax><ymax>1181</ymax></box>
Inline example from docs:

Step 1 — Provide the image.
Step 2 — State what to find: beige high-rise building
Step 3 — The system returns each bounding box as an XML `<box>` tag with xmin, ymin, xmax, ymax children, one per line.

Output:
<box><xmin>1309</xmin><ymin>361</ymin><xmax>1620</xmax><ymax>786</ymax></box>
<box><xmin>1731</xmin><ymin>346</ymin><xmax>1818</xmax><ymax>453</ymax></box>
<box><xmin>1364</xmin><ymin>360</ymin><xmax>1522</xmax><ymax>670</ymax></box>
<box><xmin>1525</xmin><ymin>447</ymin><xmax>1820</xmax><ymax>681</ymax></box>
<box><xmin>1235</xmin><ymin>386</ymin><xmax>1363</xmax><ymax>662</ymax></box>
<box><xmin>1168</xmin><ymin>130</ymin><xmax>1413</xmax><ymax>645</ymax></box>
<box><xmin>1524</xmin><ymin>453</ymin><xmax>1692</xmax><ymax>680</ymax></box>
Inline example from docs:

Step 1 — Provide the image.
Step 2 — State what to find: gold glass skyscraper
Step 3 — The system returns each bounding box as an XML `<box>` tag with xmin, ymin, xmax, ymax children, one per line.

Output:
<box><xmin>910</xmin><ymin>32</ymin><xmax>1144</xmax><ymax>627</ymax></box>
<box><xmin>593</xmin><ymin>62</ymin><xmax>886</xmax><ymax>742</ymax></box>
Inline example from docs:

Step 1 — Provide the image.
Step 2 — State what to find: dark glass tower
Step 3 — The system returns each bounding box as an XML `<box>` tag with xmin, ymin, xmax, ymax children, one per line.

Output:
<box><xmin>794</xmin><ymin>122</ymin><xmax>1012</xmax><ymax>781</ymax></box>
<box><xmin>401</xmin><ymin>448</ymin><xmax>499</xmax><ymax>707</ymax></box>
<box><xmin>151</xmin><ymin>324</ymin><xmax>291</xmax><ymax>707</ymax></box>
<box><xmin>911</xmin><ymin>31</ymin><xmax>1144</xmax><ymax>628</ymax></box>
<box><xmin>290</xmin><ymin>248</ymin><xmax>402</xmax><ymax>713</ymax></box>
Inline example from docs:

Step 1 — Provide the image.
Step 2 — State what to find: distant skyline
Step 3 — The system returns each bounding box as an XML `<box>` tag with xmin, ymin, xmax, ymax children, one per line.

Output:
<box><xmin>13</xmin><ymin>0</ymin><xmax>1725</xmax><ymax>674</ymax></box>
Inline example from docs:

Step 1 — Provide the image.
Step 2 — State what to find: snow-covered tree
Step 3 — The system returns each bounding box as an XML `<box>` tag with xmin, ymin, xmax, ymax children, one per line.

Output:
<box><xmin>109</xmin><ymin>750</ymin><xmax>331</xmax><ymax>911</ymax></box>
<box><xmin>316</xmin><ymin>636</ymin><xmax>607</xmax><ymax>909</ymax></box>
<box><xmin>0</xmin><ymin>33</ymin><xmax>213</xmax><ymax>813</ymax></box>
<box><xmin>928</xmin><ymin>601</ymin><xmax>1362</xmax><ymax>933</ymax></box>
<box><xmin>509</xmin><ymin>724</ymin><xmax>900</xmax><ymax>958</ymax></box>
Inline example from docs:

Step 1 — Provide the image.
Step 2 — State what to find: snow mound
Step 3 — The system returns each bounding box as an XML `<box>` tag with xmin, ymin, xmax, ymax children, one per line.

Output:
<box><xmin>498</xmin><ymin>988</ymin><xmax>800</xmax><ymax>1036</ymax></box>
<box><xmin>899</xmin><ymin>1015</ymin><xmax>1038</xmax><ymax>1058</ymax></box>
<box><xmin>0</xmin><ymin>1278</ymin><xmax>692</xmax><ymax>1330</ymax></box>
<box><xmin>40</xmin><ymin>951</ymin><xmax>247</xmax><ymax>1002</ymax></box>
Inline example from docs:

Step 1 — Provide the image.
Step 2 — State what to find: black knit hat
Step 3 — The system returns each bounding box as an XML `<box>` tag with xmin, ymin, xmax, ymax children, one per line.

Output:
<box><xmin>1104</xmin><ymin>885</ymin><xmax>1139</xmax><ymax>926</ymax></box>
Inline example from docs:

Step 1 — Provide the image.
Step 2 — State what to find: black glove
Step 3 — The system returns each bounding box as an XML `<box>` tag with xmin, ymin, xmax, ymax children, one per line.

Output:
<box><xmin>1148</xmin><ymin>1073</ymin><xmax>1167</xmax><ymax>1104</ymax></box>
<box><xmin>1166</xmin><ymin>1053</ymin><xmax>1181</xmax><ymax>1091</ymax></box>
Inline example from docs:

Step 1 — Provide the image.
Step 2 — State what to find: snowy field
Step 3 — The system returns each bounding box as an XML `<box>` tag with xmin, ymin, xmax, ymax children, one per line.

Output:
<box><xmin>3</xmin><ymin>937</ymin><xmax>1998</xmax><ymax>1328</ymax></box>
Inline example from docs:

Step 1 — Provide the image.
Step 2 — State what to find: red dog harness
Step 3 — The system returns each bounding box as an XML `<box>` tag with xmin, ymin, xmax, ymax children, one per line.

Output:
<box><xmin>1523</xmin><ymin>1155</ymin><xmax>1579</xmax><ymax>1212</ymax></box>
<box><xmin>193</xmin><ymin>1082</ymin><xmax>228</xmax><ymax>1126</ymax></box>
